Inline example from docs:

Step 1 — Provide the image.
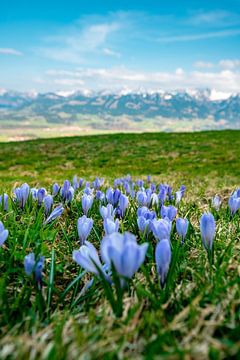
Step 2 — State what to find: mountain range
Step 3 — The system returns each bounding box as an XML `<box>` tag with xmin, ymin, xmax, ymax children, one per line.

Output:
<box><xmin>0</xmin><ymin>89</ymin><xmax>239</xmax><ymax>126</ymax></box>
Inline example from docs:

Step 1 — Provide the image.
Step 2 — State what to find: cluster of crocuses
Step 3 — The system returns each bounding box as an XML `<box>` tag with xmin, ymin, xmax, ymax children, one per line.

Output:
<box><xmin>0</xmin><ymin>175</ymin><xmax>240</xmax><ymax>298</ymax></box>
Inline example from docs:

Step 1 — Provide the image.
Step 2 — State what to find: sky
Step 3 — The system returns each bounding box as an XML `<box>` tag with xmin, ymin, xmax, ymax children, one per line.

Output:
<box><xmin>0</xmin><ymin>0</ymin><xmax>240</xmax><ymax>95</ymax></box>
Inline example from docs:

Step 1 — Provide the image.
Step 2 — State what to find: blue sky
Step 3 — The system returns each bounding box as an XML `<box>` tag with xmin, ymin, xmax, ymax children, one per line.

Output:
<box><xmin>0</xmin><ymin>0</ymin><xmax>240</xmax><ymax>95</ymax></box>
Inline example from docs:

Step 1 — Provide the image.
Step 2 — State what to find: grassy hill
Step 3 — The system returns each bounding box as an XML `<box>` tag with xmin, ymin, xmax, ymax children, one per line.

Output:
<box><xmin>0</xmin><ymin>130</ymin><xmax>240</xmax><ymax>190</ymax></box>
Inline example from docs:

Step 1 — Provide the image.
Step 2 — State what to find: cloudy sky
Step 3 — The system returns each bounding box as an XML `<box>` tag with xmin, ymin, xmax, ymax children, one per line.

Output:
<box><xmin>0</xmin><ymin>0</ymin><xmax>240</xmax><ymax>94</ymax></box>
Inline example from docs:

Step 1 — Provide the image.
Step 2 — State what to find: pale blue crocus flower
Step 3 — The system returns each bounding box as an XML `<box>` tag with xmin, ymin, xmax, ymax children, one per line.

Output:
<box><xmin>77</xmin><ymin>215</ymin><xmax>93</xmax><ymax>245</ymax></box>
<box><xmin>155</xmin><ymin>239</ymin><xmax>171</xmax><ymax>288</ymax></box>
<box><xmin>200</xmin><ymin>213</ymin><xmax>216</xmax><ymax>251</ymax></box>
<box><xmin>0</xmin><ymin>221</ymin><xmax>8</xmax><ymax>247</ymax></box>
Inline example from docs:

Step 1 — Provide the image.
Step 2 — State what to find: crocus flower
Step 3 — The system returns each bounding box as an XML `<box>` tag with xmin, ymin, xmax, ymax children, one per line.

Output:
<box><xmin>14</xmin><ymin>183</ymin><xmax>30</xmax><ymax>209</ymax></box>
<box><xmin>31</xmin><ymin>188</ymin><xmax>38</xmax><ymax>200</ymax></box>
<box><xmin>37</xmin><ymin>188</ymin><xmax>46</xmax><ymax>205</ymax></box>
<box><xmin>100</xmin><ymin>204</ymin><xmax>115</xmax><ymax>220</ymax></box>
<box><xmin>106</xmin><ymin>188</ymin><xmax>114</xmax><ymax>204</ymax></box>
<box><xmin>24</xmin><ymin>253</ymin><xmax>45</xmax><ymax>288</ymax></box>
<box><xmin>44</xmin><ymin>204</ymin><xmax>64</xmax><ymax>224</ymax></box>
<box><xmin>0</xmin><ymin>193</ymin><xmax>8</xmax><ymax>211</ymax></box>
<box><xmin>158</xmin><ymin>186</ymin><xmax>167</xmax><ymax>205</ymax></box>
<box><xmin>77</xmin><ymin>215</ymin><xmax>93</xmax><ymax>245</ymax></box>
<box><xmin>137</xmin><ymin>216</ymin><xmax>151</xmax><ymax>234</ymax></box>
<box><xmin>228</xmin><ymin>195</ymin><xmax>240</xmax><ymax>216</ymax></box>
<box><xmin>136</xmin><ymin>191</ymin><xmax>148</xmax><ymax>207</ymax></box>
<box><xmin>151</xmin><ymin>218</ymin><xmax>172</xmax><ymax>241</ymax></box>
<box><xmin>96</xmin><ymin>190</ymin><xmax>105</xmax><ymax>202</ymax></box>
<box><xmin>24</xmin><ymin>252</ymin><xmax>35</xmax><ymax>276</ymax></box>
<box><xmin>176</xmin><ymin>218</ymin><xmax>189</xmax><ymax>243</ymax></box>
<box><xmin>200</xmin><ymin>213</ymin><xmax>216</xmax><ymax>251</ymax></box>
<box><xmin>147</xmin><ymin>175</ymin><xmax>151</xmax><ymax>183</ymax></box>
<box><xmin>35</xmin><ymin>256</ymin><xmax>45</xmax><ymax>287</ymax></box>
<box><xmin>119</xmin><ymin>194</ymin><xmax>129</xmax><ymax>217</ymax></box>
<box><xmin>212</xmin><ymin>195</ymin><xmax>221</xmax><ymax>211</ymax></box>
<box><xmin>103</xmin><ymin>218</ymin><xmax>119</xmax><ymax>235</ymax></box>
<box><xmin>61</xmin><ymin>180</ymin><xmax>74</xmax><ymax>202</ymax></box>
<box><xmin>73</xmin><ymin>175</ymin><xmax>79</xmax><ymax>190</ymax></box>
<box><xmin>155</xmin><ymin>239</ymin><xmax>171</xmax><ymax>288</ymax></box>
<box><xmin>137</xmin><ymin>207</ymin><xmax>156</xmax><ymax>220</ymax></box>
<box><xmin>73</xmin><ymin>241</ymin><xmax>102</xmax><ymax>275</ymax></box>
<box><xmin>161</xmin><ymin>205</ymin><xmax>177</xmax><ymax>221</ymax></box>
<box><xmin>43</xmin><ymin>195</ymin><xmax>53</xmax><ymax>216</ymax></box>
<box><xmin>79</xmin><ymin>178</ymin><xmax>84</xmax><ymax>188</ymax></box>
<box><xmin>100</xmin><ymin>232</ymin><xmax>148</xmax><ymax>283</ymax></box>
<box><xmin>52</xmin><ymin>183</ymin><xmax>59</xmax><ymax>196</ymax></box>
<box><xmin>82</xmin><ymin>194</ymin><xmax>93</xmax><ymax>215</ymax></box>
<box><xmin>0</xmin><ymin>221</ymin><xmax>8</xmax><ymax>247</ymax></box>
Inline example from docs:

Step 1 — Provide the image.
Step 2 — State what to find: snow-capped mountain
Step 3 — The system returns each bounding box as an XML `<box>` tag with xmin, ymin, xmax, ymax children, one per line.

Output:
<box><xmin>0</xmin><ymin>89</ymin><xmax>239</xmax><ymax>124</ymax></box>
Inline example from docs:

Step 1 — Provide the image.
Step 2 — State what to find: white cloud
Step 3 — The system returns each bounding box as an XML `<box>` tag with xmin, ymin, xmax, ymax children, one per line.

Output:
<box><xmin>219</xmin><ymin>59</ymin><xmax>240</xmax><ymax>69</ymax></box>
<box><xmin>187</xmin><ymin>10</ymin><xmax>240</xmax><ymax>27</ymax></box>
<box><xmin>43</xmin><ymin>66</ymin><xmax>240</xmax><ymax>93</ymax></box>
<box><xmin>156</xmin><ymin>29</ymin><xmax>240</xmax><ymax>43</ymax></box>
<box><xmin>0</xmin><ymin>48</ymin><xmax>23</xmax><ymax>56</ymax></box>
<box><xmin>103</xmin><ymin>47</ymin><xmax>121</xmax><ymax>58</ymax></box>
<box><xmin>38</xmin><ymin>17</ymin><xmax>122</xmax><ymax>63</ymax></box>
<box><xmin>194</xmin><ymin>61</ymin><xmax>214</xmax><ymax>69</ymax></box>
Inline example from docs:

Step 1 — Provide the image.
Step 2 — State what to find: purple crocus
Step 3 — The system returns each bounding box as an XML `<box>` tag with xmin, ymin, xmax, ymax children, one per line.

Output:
<box><xmin>24</xmin><ymin>253</ymin><xmax>35</xmax><ymax>275</ymax></box>
<box><xmin>0</xmin><ymin>221</ymin><xmax>8</xmax><ymax>247</ymax></box>
<box><xmin>106</xmin><ymin>188</ymin><xmax>114</xmax><ymax>205</ymax></box>
<box><xmin>52</xmin><ymin>183</ymin><xmax>59</xmax><ymax>196</ymax></box>
<box><xmin>137</xmin><ymin>216</ymin><xmax>151</xmax><ymax>235</ymax></box>
<box><xmin>136</xmin><ymin>191</ymin><xmax>148</xmax><ymax>207</ymax></box>
<box><xmin>228</xmin><ymin>195</ymin><xmax>240</xmax><ymax>216</ymax></box>
<box><xmin>161</xmin><ymin>205</ymin><xmax>177</xmax><ymax>221</ymax></box>
<box><xmin>61</xmin><ymin>180</ymin><xmax>74</xmax><ymax>202</ymax></box>
<box><xmin>151</xmin><ymin>218</ymin><xmax>172</xmax><ymax>241</ymax></box>
<box><xmin>73</xmin><ymin>175</ymin><xmax>79</xmax><ymax>190</ymax></box>
<box><xmin>119</xmin><ymin>194</ymin><xmax>129</xmax><ymax>217</ymax></box>
<box><xmin>176</xmin><ymin>218</ymin><xmax>189</xmax><ymax>243</ymax></box>
<box><xmin>96</xmin><ymin>190</ymin><xmax>105</xmax><ymax>202</ymax></box>
<box><xmin>100</xmin><ymin>232</ymin><xmax>148</xmax><ymax>284</ymax></box>
<box><xmin>73</xmin><ymin>241</ymin><xmax>102</xmax><ymax>276</ymax></box>
<box><xmin>44</xmin><ymin>204</ymin><xmax>64</xmax><ymax>224</ymax></box>
<box><xmin>24</xmin><ymin>253</ymin><xmax>45</xmax><ymax>288</ymax></box>
<box><xmin>100</xmin><ymin>204</ymin><xmax>115</xmax><ymax>220</ymax></box>
<box><xmin>155</xmin><ymin>239</ymin><xmax>171</xmax><ymax>288</ymax></box>
<box><xmin>200</xmin><ymin>213</ymin><xmax>216</xmax><ymax>251</ymax></box>
<box><xmin>77</xmin><ymin>215</ymin><xmax>93</xmax><ymax>245</ymax></box>
<box><xmin>37</xmin><ymin>188</ymin><xmax>46</xmax><ymax>205</ymax></box>
<box><xmin>103</xmin><ymin>218</ymin><xmax>119</xmax><ymax>235</ymax></box>
<box><xmin>82</xmin><ymin>194</ymin><xmax>93</xmax><ymax>215</ymax></box>
<box><xmin>14</xmin><ymin>183</ymin><xmax>30</xmax><ymax>209</ymax></box>
<box><xmin>43</xmin><ymin>195</ymin><xmax>53</xmax><ymax>216</ymax></box>
<box><xmin>0</xmin><ymin>193</ymin><xmax>8</xmax><ymax>211</ymax></box>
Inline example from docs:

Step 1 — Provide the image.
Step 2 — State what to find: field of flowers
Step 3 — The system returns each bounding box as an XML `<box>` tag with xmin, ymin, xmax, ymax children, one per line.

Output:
<box><xmin>0</xmin><ymin>131</ymin><xmax>239</xmax><ymax>359</ymax></box>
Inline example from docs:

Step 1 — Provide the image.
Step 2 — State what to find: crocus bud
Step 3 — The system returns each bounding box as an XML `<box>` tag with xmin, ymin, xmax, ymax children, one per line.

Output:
<box><xmin>151</xmin><ymin>218</ymin><xmax>172</xmax><ymax>241</ymax></box>
<box><xmin>43</xmin><ymin>195</ymin><xmax>53</xmax><ymax>216</ymax></box>
<box><xmin>24</xmin><ymin>252</ymin><xmax>35</xmax><ymax>276</ymax></box>
<box><xmin>44</xmin><ymin>204</ymin><xmax>64</xmax><ymax>224</ymax></box>
<box><xmin>155</xmin><ymin>239</ymin><xmax>171</xmax><ymax>288</ymax></box>
<box><xmin>0</xmin><ymin>193</ymin><xmax>8</xmax><ymax>211</ymax></box>
<box><xmin>176</xmin><ymin>218</ymin><xmax>189</xmax><ymax>243</ymax></box>
<box><xmin>228</xmin><ymin>195</ymin><xmax>240</xmax><ymax>216</ymax></box>
<box><xmin>82</xmin><ymin>194</ymin><xmax>93</xmax><ymax>215</ymax></box>
<box><xmin>101</xmin><ymin>232</ymin><xmax>148</xmax><ymax>285</ymax></box>
<box><xmin>119</xmin><ymin>194</ymin><xmax>129</xmax><ymax>217</ymax></box>
<box><xmin>73</xmin><ymin>241</ymin><xmax>102</xmax><ymax>276</ymax></box>
<box><xmin>200</xmin><ymin>213</ymin><xmax>215</xmax><ymax>251</ymax></box>
<box><xmin>103</xmin><ymin>218</ymin><xmax>119</xmax><ymax>235</ymax></box>
<box><xmin>77</xmin><ymin>215</ymin><xmax>93</xmax><ymax>245</ymax></box>
<box><xmin>52</xmin><ymin>183</ymin><xmax>59</xmax><ymax>196</ymax></box>
<box><xmin>0</xmin><ymin>221</ymin><xmax>8</xmax><ymax>247</ymax></box>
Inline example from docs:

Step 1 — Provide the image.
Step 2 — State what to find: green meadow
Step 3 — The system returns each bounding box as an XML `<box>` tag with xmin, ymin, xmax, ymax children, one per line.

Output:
<box><xmin>0</xmin><ymin>130</ymin><xmax>239</xmax><ymax>359</ymax></box>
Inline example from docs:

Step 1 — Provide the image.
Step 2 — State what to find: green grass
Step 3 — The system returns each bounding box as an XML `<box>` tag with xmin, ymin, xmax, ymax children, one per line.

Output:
<box><xmin>0</xmin><ymin>130</ymin><xmax>239</xmax><ymax>359</ymax></box>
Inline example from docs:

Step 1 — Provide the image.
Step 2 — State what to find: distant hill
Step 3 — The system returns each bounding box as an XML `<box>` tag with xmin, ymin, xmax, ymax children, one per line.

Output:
<box><xmin>0</xmin><ymin>89</ymin><xmax>239</xmax><ymax>126</ymax></box>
